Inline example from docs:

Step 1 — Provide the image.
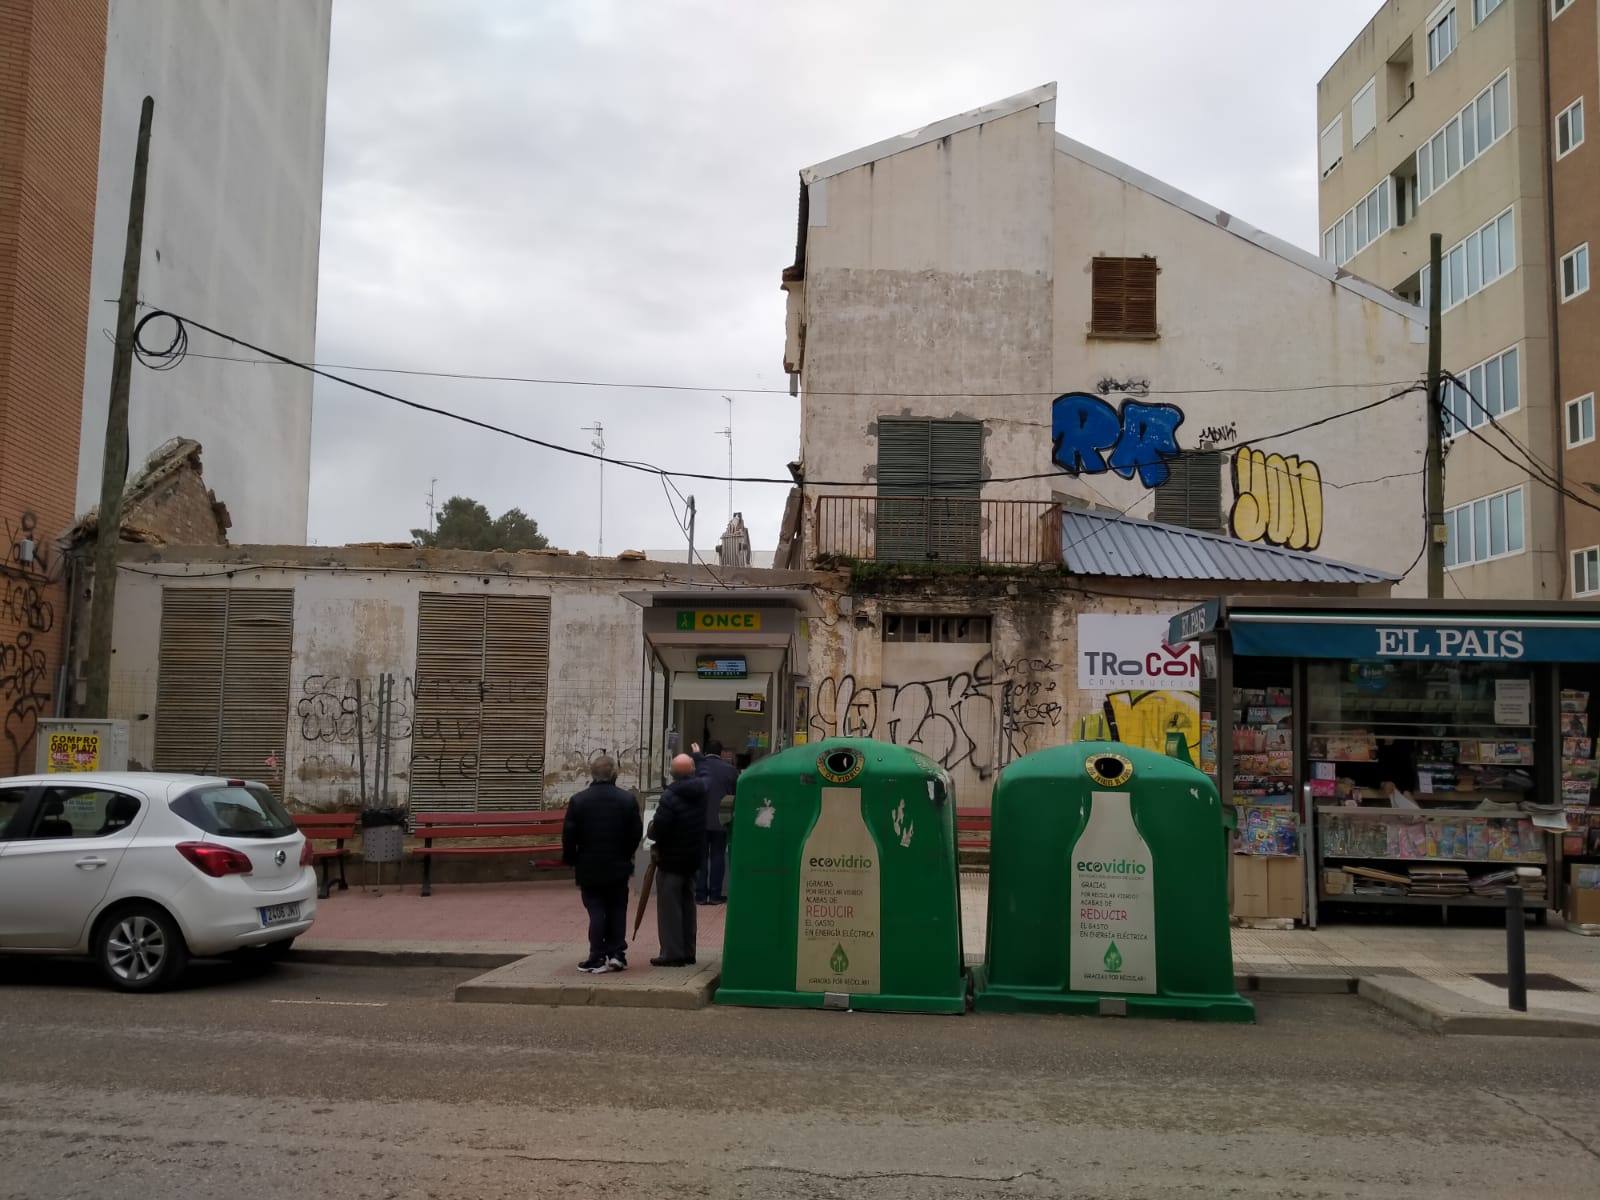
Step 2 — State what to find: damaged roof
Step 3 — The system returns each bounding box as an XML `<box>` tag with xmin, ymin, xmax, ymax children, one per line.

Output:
<box><xmin>1061</xmin><ymin>508</ymin><xmax>1397</xmax><ymax>585</ymax></box>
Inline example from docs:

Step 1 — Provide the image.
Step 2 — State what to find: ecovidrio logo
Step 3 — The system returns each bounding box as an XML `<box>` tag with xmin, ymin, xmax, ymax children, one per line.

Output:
<box><xmin>808</xmin><ymin>854</ymin><xmax>873</xmax><ymax>870</ymax></box>
<box><xmin>1076</xmin><ymin>857</ymin><xmax>1148</xmax><ymax>875</ymax></box>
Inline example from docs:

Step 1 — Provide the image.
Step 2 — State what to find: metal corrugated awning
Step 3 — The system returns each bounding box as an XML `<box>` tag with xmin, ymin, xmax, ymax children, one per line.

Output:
<box><xmin>1060</xmin><ymin>508</ymin><xmax>1395</xmax><ymax>584</ymax></box>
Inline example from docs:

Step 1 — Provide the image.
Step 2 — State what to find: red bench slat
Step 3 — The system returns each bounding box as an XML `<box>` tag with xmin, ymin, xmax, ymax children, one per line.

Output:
<box><xmin>292</xmin><ymin>814</ymin><xmax>358</xmax><ymax>898</ymax></box>
<box><xmin>410</xmin><ymin>809</ymin><xmax>567</xmax><ymax>895</ymax></box>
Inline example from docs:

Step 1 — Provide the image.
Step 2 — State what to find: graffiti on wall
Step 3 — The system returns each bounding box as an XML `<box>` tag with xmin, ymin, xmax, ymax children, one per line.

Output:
<box><xmin>809</xmin><ymin>653</ymin><xmax>1064</xmax><ymax>777</ymax></box>
<box><xmin>2</xmin><ymin>513</ymin><xmax>56</xmax><ymax>775</ymax></box>
<box><xmin>1050</xmin><ymin>392</ymin><xmax>1185</xmax><ymax>488</ymax></box>
<box><xmin>1073</xmin><ymin>690</ymin><xmax>1201</xmax><ymax>766</ymax></box>
<box><xmin>1229</xmin><ymin>447</ymin><xmax>1324</xmax><ymax>552</ymax></box>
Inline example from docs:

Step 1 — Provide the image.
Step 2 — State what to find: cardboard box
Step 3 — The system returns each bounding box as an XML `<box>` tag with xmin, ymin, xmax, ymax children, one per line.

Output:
<box><xmin>1567</xmin><ymin>864</ymin><xmax>1600</xmax><ymax>926</ymax></box>
<box><xmin>1232</xmin><ymin>853</ymin><xmax>1304</xmax><ymax>920</ymax></box>
<box><xmin>1322</xmin><ymin>868</ymin><xmax>1349</xmax><ymax>896</ymax></box>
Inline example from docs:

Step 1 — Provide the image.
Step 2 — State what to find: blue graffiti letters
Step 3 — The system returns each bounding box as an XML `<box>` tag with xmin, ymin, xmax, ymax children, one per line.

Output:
<box><xmin>1050</xmin><ymin>393</ymin><xmax>1184</xmax><ymax>488</ymax></box>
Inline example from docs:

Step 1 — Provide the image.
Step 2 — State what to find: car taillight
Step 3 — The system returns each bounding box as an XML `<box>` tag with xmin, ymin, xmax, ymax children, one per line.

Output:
<box><xmin>299</xmin><ymin>838</ymin><xmax>313</xmax><ymax>867</ymax></box>
<box><xmin>177</xmin><ymin>841</ymin><xmax>253</xmax><ymax>878</ymax></box>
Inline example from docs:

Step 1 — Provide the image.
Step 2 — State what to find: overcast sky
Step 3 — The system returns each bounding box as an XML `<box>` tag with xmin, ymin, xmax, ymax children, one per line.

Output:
<box><xmin>306</xmin><ymin>0</ymin><xmax>1379</xmax><ymax>556</ymax></box>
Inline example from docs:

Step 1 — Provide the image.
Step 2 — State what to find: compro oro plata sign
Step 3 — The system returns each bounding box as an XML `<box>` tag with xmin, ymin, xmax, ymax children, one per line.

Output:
<box><xmin>48</xmin><ymin>733</ymin><xmax>101</xmax><ymax>772</ymax></box>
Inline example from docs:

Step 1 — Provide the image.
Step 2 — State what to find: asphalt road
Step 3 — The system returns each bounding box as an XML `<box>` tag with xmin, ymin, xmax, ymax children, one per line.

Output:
<box><xmin>2</xmin><ymin>958</ymin><xmax>1598</xmax><ymax>1199</ymax></box>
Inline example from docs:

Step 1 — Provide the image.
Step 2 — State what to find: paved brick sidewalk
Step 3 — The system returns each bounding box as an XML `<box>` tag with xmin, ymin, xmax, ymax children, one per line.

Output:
<box><xmin>304</xmin><ymin>878</ymin><xmax>728</xmax><ymax>963</ymax></box>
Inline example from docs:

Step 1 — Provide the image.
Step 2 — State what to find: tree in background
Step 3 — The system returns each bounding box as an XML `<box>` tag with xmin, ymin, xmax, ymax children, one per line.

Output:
<box><xmin>412</xmin><ymin>496</ymin><xmax>550</xmax><ymax>551</ymax></box>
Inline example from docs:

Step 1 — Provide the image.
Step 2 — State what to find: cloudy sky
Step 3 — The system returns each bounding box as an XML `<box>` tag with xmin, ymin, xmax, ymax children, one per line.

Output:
<box><xmin>307</xmin><ymin>0</ymin><xmax>1378</xmax><ymax>556</ymax></box>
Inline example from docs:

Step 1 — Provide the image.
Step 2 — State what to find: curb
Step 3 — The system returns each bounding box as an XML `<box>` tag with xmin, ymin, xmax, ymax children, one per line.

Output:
<box><xmin>1358</xmin><ymin>976</ymin><xmax>1600</xmax><ymax>1039</ymax></box>
<box><xmin>455</xmin><ymin>962</ymin><xmax>722</xmax><ymax>1011</ymax></box>
<box><xmin>1238</xmin><ymin>972</ymin><xmax>1357</xmax><ymax>995</ymax></box>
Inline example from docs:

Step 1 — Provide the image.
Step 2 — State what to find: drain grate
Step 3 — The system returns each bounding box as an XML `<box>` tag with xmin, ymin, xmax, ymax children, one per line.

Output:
<box><xmin>1472</xmin><ymin>972</ymin><xmax>1589</xmax><ymax>993</ymax></box>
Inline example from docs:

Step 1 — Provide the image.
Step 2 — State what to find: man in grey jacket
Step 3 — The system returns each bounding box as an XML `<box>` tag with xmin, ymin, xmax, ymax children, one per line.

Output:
<box><xmin>692</xmin><ymin>740</ymin><xmax>738</xmax><ymax>905</ymax></box>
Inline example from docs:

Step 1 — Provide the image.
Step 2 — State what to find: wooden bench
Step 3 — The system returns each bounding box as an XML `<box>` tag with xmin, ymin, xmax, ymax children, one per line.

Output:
<box><xmin>957</xmin><ymin>807</ymin><xmax>991</xmax><ymax>858</ymax></box>
<box><xmin>293</xmin><ymin>813</ymin><xmax>358</xmax><ymax>899</ymax></box>
<box><xmin>410</xmin><ymin>810</ymin><xmax>566</xmax><ymax>896</ymax></box>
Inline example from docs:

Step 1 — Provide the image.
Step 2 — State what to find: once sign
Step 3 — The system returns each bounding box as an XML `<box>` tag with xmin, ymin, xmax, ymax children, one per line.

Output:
<box><xmin>676</xmin><ymin>610</ymin><xmax>763</xmax><ymax>632</ymax></box>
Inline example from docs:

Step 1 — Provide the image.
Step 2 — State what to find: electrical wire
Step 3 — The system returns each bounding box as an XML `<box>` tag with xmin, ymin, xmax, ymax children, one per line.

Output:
<box><xmin>134</xmin><ymin>307</ymin><xmax>1430</xmax><ymax>493</ymax></box>
<box><xmin>1449</xmin><ymin>371</ymin><xmax>1600</xmax><ymax>519</ymax></box>
<box><xmin>164</xmin><ymin>341</ymin><xmax>1419</xmax><ymax>400</ymax></box>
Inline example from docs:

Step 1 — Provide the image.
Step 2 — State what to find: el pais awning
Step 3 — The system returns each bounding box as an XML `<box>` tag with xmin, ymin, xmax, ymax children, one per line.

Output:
<box><xmin>1170</xmin><ymin>597</ymin><xmax>1600</xmax><ymax>663</ymax></box>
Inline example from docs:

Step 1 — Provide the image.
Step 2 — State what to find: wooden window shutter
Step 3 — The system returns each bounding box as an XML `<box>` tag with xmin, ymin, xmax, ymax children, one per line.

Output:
<box><xmin>1152</xmin><ymin>451</ymin><xmax>1223</xmax><ymax>532</ymax></box>
<box><xmin>155</xmin><ymin>588</ymin><xmax>294</xmax><ymax>793</ymax></box>
<box><xmin>410</xmin><ymin>593</ymin><xmax>551</xmax><ymax>812</ymax></box>
<box><xmin>875</xmin><ymin>419</ymin><xmax>982</xmax><ymax>562</ymax></box>
<box><xmin>1090</xmin><ymin>256</ymin><xmax>1159</xmax><ymax>338</ymax></box>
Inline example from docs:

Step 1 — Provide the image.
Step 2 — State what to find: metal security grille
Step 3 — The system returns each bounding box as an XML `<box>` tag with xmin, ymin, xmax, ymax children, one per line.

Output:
<box><xmin>409</xmin><ymin>593</ymin><xmax>551</xmax><ymax>812</ymax></box>
<box><xmin>875</xmin><ymin>418</ymin><xmax>982</xmax><ymax>562</ymax></box>
<box><xmin>1090</xmin><ymin>256</ymin><xmax>1159</xmax><ymax>338</ymax></box>
<box><xmin>154</xmin><ymin>589</ymin><xmax>294</xmax><ymax>793</ymax></box>
<box><xmin>1153</xmin><ymin>450</ymin><xmax>1223</xmax><ymax>532</ymax></box>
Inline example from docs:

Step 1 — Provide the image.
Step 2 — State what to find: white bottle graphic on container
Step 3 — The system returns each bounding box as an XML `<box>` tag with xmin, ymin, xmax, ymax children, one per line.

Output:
<box><xmin>1068</xmin><ymin>791</ymin><xmax>1157</xmax><ymax>994</ymax></box>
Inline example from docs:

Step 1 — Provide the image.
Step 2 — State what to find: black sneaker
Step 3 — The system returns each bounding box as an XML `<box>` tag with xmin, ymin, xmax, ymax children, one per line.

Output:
<box><xmin>606</xmin><ymin>955</ymin><xmax>627</xmax><ymax>972</ymax></box>
<box><xmin>577</xmin><ymin>957</ymin><xmax>606</xmax><ymax>973</ymax></box>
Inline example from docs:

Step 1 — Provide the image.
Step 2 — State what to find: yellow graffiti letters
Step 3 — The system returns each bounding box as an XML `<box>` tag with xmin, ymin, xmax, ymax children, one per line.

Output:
<box><xmin>1229</xmin><ymin>448</ymin><xmax>1323</xmax><ymax>551</ymax></box>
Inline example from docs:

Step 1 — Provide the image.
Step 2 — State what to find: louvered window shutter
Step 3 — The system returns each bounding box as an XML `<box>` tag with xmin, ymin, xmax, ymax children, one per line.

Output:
<box><xmin>1090</xmin><ymin>256</ymin><xmax>1159</xmax><ymax>337</ymax></box>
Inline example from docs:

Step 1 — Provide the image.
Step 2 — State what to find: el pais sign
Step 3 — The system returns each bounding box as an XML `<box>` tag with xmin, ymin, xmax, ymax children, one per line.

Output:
<box><xmin>1201</xmin><ymin>613</ymin><xmax>1600</xmax><ymax>663</ymax></box>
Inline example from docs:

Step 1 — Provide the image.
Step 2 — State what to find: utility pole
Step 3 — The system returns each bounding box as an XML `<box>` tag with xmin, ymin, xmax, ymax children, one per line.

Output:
<box><xmin>1426</xmin><ymin>232</ymin><xmax>1445</xmax><ymax>599</ymax></box>
<box><xmin>84</xmin><ymin>96</ymin><xmax>154</xmax><ymax>718</ymax></box>
<box><xmin>686</xmin><ymin>495</ymin><xmax>696</xmax><ymax>583</ymax></box>
<box><xmin>718</xmin><ymin>395</ymin><xmax>734</xmax><ymax>526</ymax></box>
<box><xmin>582</xmin><ymin>422</ymin><xmax>605</xmax><ymax>556</ymax></box>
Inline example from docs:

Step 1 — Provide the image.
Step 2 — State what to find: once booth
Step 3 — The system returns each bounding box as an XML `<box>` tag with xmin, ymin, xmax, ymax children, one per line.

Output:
<box><xmin>716</xmin><ymin>739</ymin><xmax>967</xmax><ymax>1014</ymax></box>
<box><xmin>972</xmin><ymin>741</ymin><xmax>1253</xmax><ymax>1023</ymax></box>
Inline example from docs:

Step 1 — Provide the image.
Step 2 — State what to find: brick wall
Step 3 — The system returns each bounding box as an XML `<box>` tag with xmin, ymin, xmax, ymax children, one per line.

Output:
<box><xmin>0</xmin><ymin>0</ymin><xmax>108</xmax><ymax>773</ymax></box>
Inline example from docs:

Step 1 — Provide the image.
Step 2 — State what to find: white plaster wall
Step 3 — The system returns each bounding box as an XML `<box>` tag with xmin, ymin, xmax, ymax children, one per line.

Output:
<box><xmin>1050</xmin><ymin>147</ymin><xmax>1429</xmax><ymax>592</ymax></box>
<box><xmin>796</xmin><ymin>97</ymin><xmax>1430</xmax><ymax>593</ymax></box>
<box><xmin>78</xmin><ymin>0</ymin><xmax>331</xmax><ymax>543</ymax></box>
<box><xmin>799</xmin><ymin>102</ymin><xmax>1056</xmax><ymax>504</ymax></box>
<box><xmin>106</xmin><ymin>565</ymin><xmax>646</xmax><ymax>809</ymax></box>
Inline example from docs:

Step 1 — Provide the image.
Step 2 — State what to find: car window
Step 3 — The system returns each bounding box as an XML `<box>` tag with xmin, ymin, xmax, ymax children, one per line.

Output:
<box><xmin>24</xmin><ymin>787</ymin><xmax>143</xmax><ymax>839</ymax></box>
<box><xmin>0</xmin><ymin>786</ymin><xmax>33</xmax><ymax>839</ymax></box>
<box><xmin>171</xmin><ymin>784</ymin><xmax>295</xmax><ymax>839</ymax></box>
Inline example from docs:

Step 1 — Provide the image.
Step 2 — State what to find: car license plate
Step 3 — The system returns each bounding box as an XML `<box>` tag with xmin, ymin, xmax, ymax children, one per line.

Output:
<box><xmin>259</xmin><ymin>902</ymin><xmax>301</xmax><ymax>927</ymax></box>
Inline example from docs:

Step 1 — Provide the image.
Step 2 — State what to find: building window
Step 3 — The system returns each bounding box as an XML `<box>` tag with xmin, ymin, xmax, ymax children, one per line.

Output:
<box><xmin>1418</xmin><ymin>71</ymin><xmax>1511</xmax><ymax>202</ymax></box>
<box><xmin>1567</xmin><ymin>394</ymin><xmax>1596</xmax><ymax>448</ymax></box>
<box><xmin>1558</xmin><ymin>98</ymin><xmax>1585</xmax><ymax>158</ymax></box>
<box><xmin>1320</xmin><ymin>114</ymin><xmax>1344</xmax><ymax>177</ymax></box>
<box><xmin>1152</xmin><ymin>450</ymin><xmax>1224</xmax><ymax>533</ymax></box>
<box><xmin>1473</xmin><ymin>0</ymin><xmax>1503</xmax><ymax>22</ymax></box>
<box><xmin>1575</xmin><ymin>547</ymin><xmax>1600</xmax><ymax>597</ymax></box>
<box><xmin>1562</xmin><ymin>244</ymin><xmax>1590</xmax><ymax>301</ymax></box>
<box><xmin>1443</xmin><ymin>345</ymin><xmax>1520</xmax><ymax>438</ymax></box>
<box><xmin>875</xmin><ymin>418</ymin><xmax>982</xmax><ymax>562</ymax></box>
<box><xmin>1553</xmin><ymin>0</ymin><xmax>1574</xmax><ymax>18</ymax></box>
<box><xmin>1352</xmin><ymin>78</ymin><xmax>1378</xmax><ymax>145</ymax></box>
<box><xmin>1420</xmin><ymin>206</ymin><xmax>1515</xmax><ymax>313</ymax></box>
<box><xmin>1428</xmin><ymin>5</ymin><xmax>1457</xmax><ymax>72</ymax></box>
<box><xmin>1322</xmin><ymin>179</ymin><xmax>1392</xmax><ymax>266</ymax></box>
<box><xmin>1089</xmin><ymin>256</ymin><xmax>1158</xmax><ymax>338</ymax></box>
<box><xmin>882</xmin><ymin>614</ymin><xmax>992</xmax><ymax>644</ymax></box>
<box><xmin>1444</xmin><ymin>485</ymin><xmax>1525</xmax><ymax>568</ymax></box>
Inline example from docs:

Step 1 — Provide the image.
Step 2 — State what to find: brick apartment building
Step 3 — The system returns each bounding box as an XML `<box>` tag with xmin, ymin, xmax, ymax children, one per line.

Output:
<box><xmin>0</xmin><ymin>0</ymin><xmax>107</xmax><ymax>776</ymax></box>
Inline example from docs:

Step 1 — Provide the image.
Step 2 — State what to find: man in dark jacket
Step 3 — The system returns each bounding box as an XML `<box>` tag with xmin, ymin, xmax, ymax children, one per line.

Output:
<box><xmin>562</xmin><ymin>756</ymin><xmax>643</xmax><ymax>973</ymax></box>
<box><xmin>692</xmin><ymin>740</ymin><xmax>739</xmax><ymax>905</ymax></box>
<box><xmin>647</xmin><ymin>753</ymin><xmax>707</xmax><ymax>966</ymax></box>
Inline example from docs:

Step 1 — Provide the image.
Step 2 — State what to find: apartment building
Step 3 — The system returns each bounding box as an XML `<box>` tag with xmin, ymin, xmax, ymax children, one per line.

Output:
<box><xmin>1320</xmin><ymin>0</ymin><xmax>1599</xmax><ymax>599</ymax></box>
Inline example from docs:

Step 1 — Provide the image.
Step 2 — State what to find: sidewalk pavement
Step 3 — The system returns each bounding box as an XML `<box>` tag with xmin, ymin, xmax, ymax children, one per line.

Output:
<box><xmin>298</xmin><ymin>874</ymin><xmax>1600</xmax><ymax>1033</ymax></box>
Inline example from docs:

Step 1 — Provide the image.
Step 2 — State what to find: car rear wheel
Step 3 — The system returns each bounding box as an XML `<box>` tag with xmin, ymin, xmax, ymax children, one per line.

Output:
<box><xmin>96</xmin><ymin>904</ymin><xmax>189</xmax><ymax>992</ymax></box>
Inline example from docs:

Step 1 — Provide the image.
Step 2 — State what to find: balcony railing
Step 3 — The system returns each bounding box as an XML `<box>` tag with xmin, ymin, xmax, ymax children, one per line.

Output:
<box><xmin>813</xmin><ymin>495</ymin><xmax>1062</xmax><ymax>567</ymax></box>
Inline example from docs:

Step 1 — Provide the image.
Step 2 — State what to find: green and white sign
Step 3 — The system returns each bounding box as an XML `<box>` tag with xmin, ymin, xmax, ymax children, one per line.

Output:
<box><xmin>1069</xmin><ymin>791</ymin><xmax>1156</xmax><ymax>994</ymax></box>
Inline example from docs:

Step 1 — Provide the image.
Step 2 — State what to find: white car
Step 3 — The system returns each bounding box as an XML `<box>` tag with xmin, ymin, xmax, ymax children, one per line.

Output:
<box><xmin>0</xmin><ymin>773</ymin><xmax>318</xmax><ymax>991</ymax></box>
